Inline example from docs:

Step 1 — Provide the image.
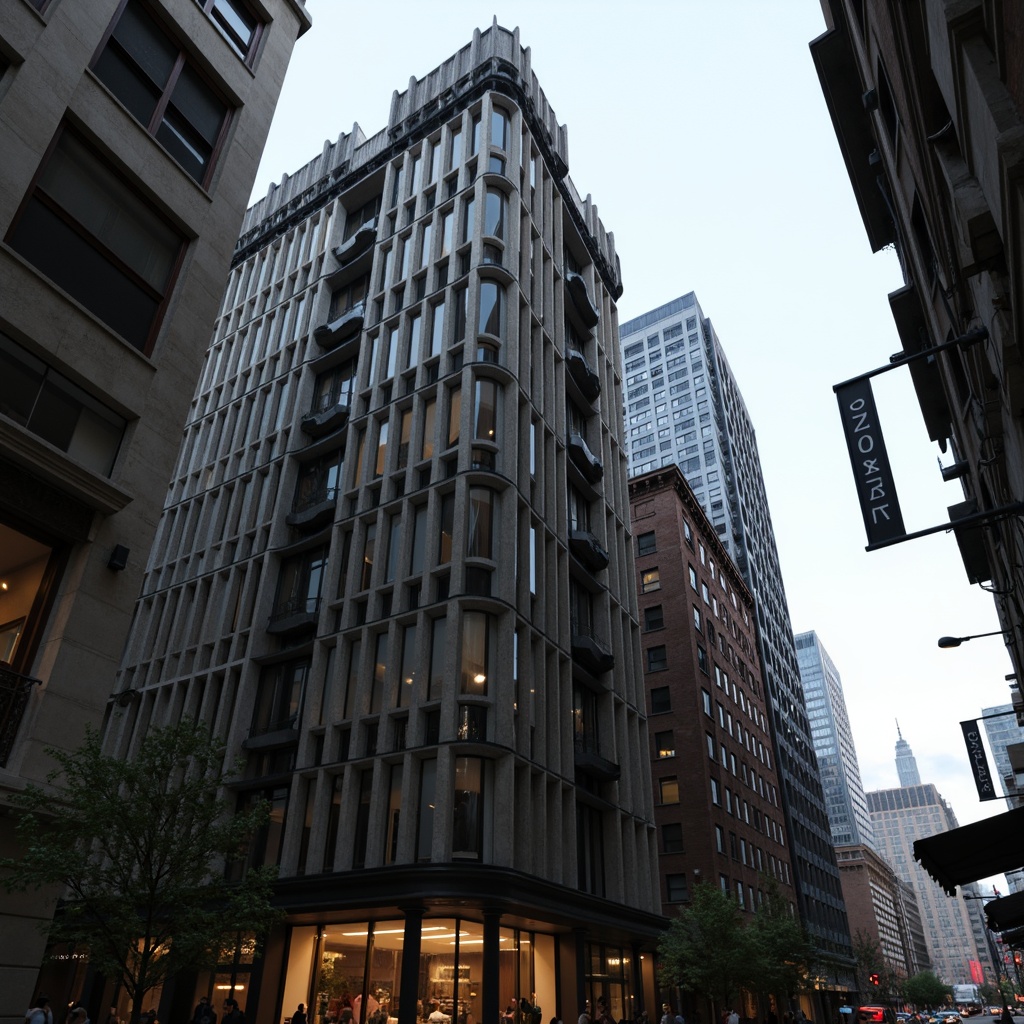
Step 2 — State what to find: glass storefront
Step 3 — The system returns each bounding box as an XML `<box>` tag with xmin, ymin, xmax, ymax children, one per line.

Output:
<box><xmin>276</xmin><ymin>918</ymin><xmax>567</xmax><ymax>1024</ymax></box>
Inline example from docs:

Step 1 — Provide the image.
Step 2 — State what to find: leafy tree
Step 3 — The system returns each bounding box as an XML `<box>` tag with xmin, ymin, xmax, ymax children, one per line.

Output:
<box><xmin>658</xmin><ymin>882</ymin><xmax>751</xmax><ymax>1015</ymax></box>
<box><xmin>903</xmin><ymin>972</ymin><xmax>950</xmax><ymax>1010</ymax></box>
<box><xmin>852</xmin><ymin>930</ymin><xmax>884</xmax><ymax>995</ymax></box>
<box><xmin>1</xmin><ymin>722</ymin><xmax>279</xmax><ymax>1024</ymax></box>
<box><xmin>747</xmin><ymin>881</ymin><xmax>815</xmax><ymax>1016</ymax></box>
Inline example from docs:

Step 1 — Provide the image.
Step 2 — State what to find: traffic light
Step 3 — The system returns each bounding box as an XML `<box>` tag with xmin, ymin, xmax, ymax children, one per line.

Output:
<box><xmin>869</xmin><ymin>974</ymin><xmax>880</xmax><ymax>987</ymax></box>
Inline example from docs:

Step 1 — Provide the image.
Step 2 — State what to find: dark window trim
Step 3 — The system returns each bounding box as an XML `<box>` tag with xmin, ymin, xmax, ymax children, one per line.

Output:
<box><xmin>196</xmin><ymin>0</ymin><xmax>265</xmax><ymax>65</ymax></box>
<box><xmin>91</xmin><ymin>0</ymin><xmax>234</xmax><ymax>190</ymax></box>
<box><xmin>5</xmin><ymin>123</ymin><xmax>188</xmax><ymax>355</ymax></box>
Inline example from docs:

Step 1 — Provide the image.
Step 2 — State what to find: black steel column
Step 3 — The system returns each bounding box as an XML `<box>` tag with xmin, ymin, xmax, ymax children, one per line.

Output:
<box><xmin>399</xmin><ymin>905</ymin><xmax>425</xmax><ymax>1024</ymax></box>
<box><xmin>483</xmin><ymin>908</ymin><xmax>502</xmax><ymax>1024</ymax></box>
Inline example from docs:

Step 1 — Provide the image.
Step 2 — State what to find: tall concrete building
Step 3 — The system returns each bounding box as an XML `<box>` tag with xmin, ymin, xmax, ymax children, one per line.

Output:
<box><xmin>981</xmin><ymin>704</ymin><xmax>1024</xmax><ymax>893</ymax></box>
<box><xmin>795</xmin><ymin>631</ymin><xmax>875</xmax><ymax>850</ymax></box>
<box><xmin>619</xmin><ymin>298</ymin><xmax>854</xmax><ymax>976</ymax></box>
<box><xmin>867</xmin><ymin>734</ymin><xmax>986</xmax><ymax>985</ymax></box>
<box><xmin>103</xmin><ymin>22</ymin><xmax>663</xmax><ymax>1024</ymax></box>
<box><xmin>0</xmin><ymin>0</ymin><xmax>310</xmax><ymax>1017</ymax></box>
<box><xmin>834</xmin><ymin>844</ymin><xmax>928</xmax><ymax>981</ymax></box>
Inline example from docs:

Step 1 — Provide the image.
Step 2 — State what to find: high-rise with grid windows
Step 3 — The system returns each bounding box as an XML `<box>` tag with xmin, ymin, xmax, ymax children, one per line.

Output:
<box><xmin>619</xmin><ymin>296</ymin><xmax>855</xmax><ymax>995</ymax></box>
<box><xmin>106</xmin><ymin>22</ymin><xmax>663</xmax><ymax>1024</ymax></box>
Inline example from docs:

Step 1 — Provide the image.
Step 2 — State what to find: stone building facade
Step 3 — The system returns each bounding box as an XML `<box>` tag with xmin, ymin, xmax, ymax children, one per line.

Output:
<box><xmin>104</xmin><ymin>21</ymin><xmax>663</xmax><ymax>1024</ymax></box>
<box><xmin>0</xmin><ymin>0</ymin><xmax>310</xmax><ymax>1017</ymax></box>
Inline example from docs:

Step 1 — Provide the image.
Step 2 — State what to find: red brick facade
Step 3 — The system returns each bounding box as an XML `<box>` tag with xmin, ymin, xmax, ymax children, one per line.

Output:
<box><xmin>630</xmin><ymin>466</ymin><xmax>796</xmax><ymax>914</ymax></box>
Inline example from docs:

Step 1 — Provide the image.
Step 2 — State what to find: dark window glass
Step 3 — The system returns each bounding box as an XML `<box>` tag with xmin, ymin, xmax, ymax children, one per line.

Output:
<box><xmin>643</xmin><ymin>605</ymin><xmax>664</xmax><ymax>631</ymax></box>
<box><xmin>650</xmin><ymin>686</ymin><xmax>670</xmax><ymax>714</ymax></box>
<box><xmin>7</xmin><ymin>128</ymin><xmax>185</xmax><ymax>352</ymax></box>
<box><xmin>94</xmin><ymin>1</ymin><xmax>230</xmax><ymax>185</ymax></box>
<box><xmin>666</xmin><ymin>873</ymin><xmax>689</xmax><ymax>902</ymax></box>
<box><xmin>452</xmin><ymin>756</ymin><xmax>484</xmax><ymax>859</ymax></box>
<box><xmin>662</xmin><ymin>822</ymin><xmax>684</xmax><ymax>854</ymax></box>
<box><xmin>655</xmin><ymin>730</ymin><xmax>674</xmax><ymax>758</ymax></box>
<box><xmin>478</xmin><ymin>281</ymin><xmax>503</xmax><ymax>336</ymax></box>
<box><xmin>646</xmin><ymin>646</ymin><xmax>668</xmax><ymax>672</ymax></box>
<box><xmin>484</xmin><ymin>187</ymin><xmax>506</xmax><ymax>239</ymax></box>
<box><xmin>637</xmin><ymin>530</ymin><xmax>656</xmax><ymax>555</ymax></box>
<box><xmin>201</xmin><ymin>0</ymin><xmax>261</xmax><ymax>60</ymax></box>
<box><xmin>252</xmin><ymin>659</ymin><xmax>308</xmax><ymax>734</ymax></box>
<box><xmin>0</xmin><ymin>332</ymin><xmax>126</xmax><ymax>475</ymax></box>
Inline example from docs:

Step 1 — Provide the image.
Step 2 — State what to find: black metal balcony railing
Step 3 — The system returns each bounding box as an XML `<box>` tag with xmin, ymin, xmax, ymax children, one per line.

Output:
<box><xmin>570</xmin><ymin>617</ymin><xmax>614</xmax><ymax>675</ymax></box>
<box><xmin>301</xmin><ymin>381</ymin><xmax>355</xmax><ymax>437</ymax></box>
<box><xmin>332</xmin><ymin>217</ymin><xmax>377</xmax><ymax>266</ymax></box>
<box><xmin>292</xmin><ymin>482</ymin><xmax>339</xmax><ymax>516</ymax></box>
<box><xmin>1</xmin><ymin>665</ymin><xmax>42</xmax><ymax>768</ymax></box>
<box><xmin>566</xmin><ymin>347</ymin><xmax>601</xmax><ymax>402</ymax></box>
<box><xmin>314</xmin><ymin>301</ymin><xmax>365</xmax><ymax>350</ymax></box>
<box><xmin>565</xmin><ymin>269</ymin><xmax>600</xmax><ymax>327</ymax></box>
<box><xmin>567</xmin><ymin>431</ymin><xmax>603</xmax><ymax>483</ymax></box>
<box><xmin>568</xmin><ymin>526</ymin><xmax>609</xmax><ymax>572</ymax></box>
<box><xmin>287</xmin><ymin>474</ymin><xmax>340</xmax><ymax>531</ymax></box>
<box><xmin>573</xmin><ymin>734</ymin><xmax>621</xmax><ymax>781</ymax></box>
<box><xmin>267</xmin><ymin>595</ymin><xmax>321</xmax><ymax>636</ymax></box>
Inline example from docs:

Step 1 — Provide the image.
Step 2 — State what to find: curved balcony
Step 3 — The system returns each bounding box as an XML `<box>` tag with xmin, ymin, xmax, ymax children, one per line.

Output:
<box><xmin>566</xmin><ymin>347</ymin><xmax>601</xmax><ymax>402</ymax></box>
<box><xmin>313</xmin><ymin>301</ymin><xmax>365</xmax><ymax>350</ymax></box>
<box><xmin>565</xmin><ymin>269</ymin><xmax>599</xmax><ymax>327</ymax></box>
<box><xmin>332</xmin><ymin>217</ymin><xmax>377</xmax><ymax>266</ymax></box>
<box><xmin>286</xmin><ymin>485</ymin><xmax>338</xmax><ymax>532</ymax></box>
<box><xmin>568</xmin><ymin>527</ymin><xmax>609</xmax><ymax>572</ymax></box>
<box><xmin>567</xmin><ymin>431</ymin><xmax>603</xmax><ymax>483</ymax></box>
<box><xmin>301</xmin><ymin>385</ymin><xmax>354</xmax><ymax>437</ymax></box>
<box><xmin>573</xmin><ymin>735</ymin><xmax>621</xmax><ymax>782</ymax></box>
<box><xmin>267</xmin><ymin>596</ymin><xmax>320</xmax><ymax>637</ymax></box>
<box><xmin>570</xmin><ymin>618</ymin><xmax>614</xmax><ymax>675</ymax></box>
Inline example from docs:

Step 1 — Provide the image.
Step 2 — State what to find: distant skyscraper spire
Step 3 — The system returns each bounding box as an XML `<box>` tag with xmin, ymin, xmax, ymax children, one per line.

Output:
<box><xmin>895</xmin><ymin>724</ymin><xmax>921</xmax><ymax>786</ymax></box>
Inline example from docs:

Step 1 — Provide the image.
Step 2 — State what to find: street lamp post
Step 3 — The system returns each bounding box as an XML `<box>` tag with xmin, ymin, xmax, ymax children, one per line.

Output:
<box><xmin>937</xmin><ymin>631</ymin><xmax>1012</xmax><ymax>649</ymax></box>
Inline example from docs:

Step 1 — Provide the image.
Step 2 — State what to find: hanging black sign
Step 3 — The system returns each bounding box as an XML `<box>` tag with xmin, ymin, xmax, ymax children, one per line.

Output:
<box><xmin>960</xmin><ymin>719</ymin><xmax>998</xmax><ymax>801</ymax></box>
<box><xmin>835</xmin><ymin>378</ymin><xmax>906</xmax><ymax>545</ymax></box>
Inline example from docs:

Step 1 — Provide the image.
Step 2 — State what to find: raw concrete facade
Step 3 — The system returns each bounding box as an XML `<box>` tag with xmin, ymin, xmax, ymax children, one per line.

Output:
<box><xmin>0</xmin><ymin>0</ymin><xmax>310</xmax><ymax>1018</ymax></box>
<box><xmin>105</xmin><ymin>21</ymin><xmax>663</xmax><ymax>1024</ymax></box>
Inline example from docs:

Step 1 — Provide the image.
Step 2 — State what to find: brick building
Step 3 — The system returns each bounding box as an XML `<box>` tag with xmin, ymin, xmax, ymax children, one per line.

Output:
<box><xmin>835</xmin><ymin>843</ymin><xmax>929</xmax><ymax>982</ymax></box>
<box><xmin>629</xmin><ymin>466</ymin><xmax>795</xmax><ymax>920</ymax></box>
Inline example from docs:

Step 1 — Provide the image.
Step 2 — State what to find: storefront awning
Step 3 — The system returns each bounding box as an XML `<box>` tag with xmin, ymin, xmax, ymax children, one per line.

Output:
<box><xmin>985</xmin><ymin>890</ymin><xmax>1024</xmax><ymax>932</ymax></box>
<box><xmin>913</xmin><ymin>806</ymin><xmax>1024</xmax><ymax>896</ymax></box>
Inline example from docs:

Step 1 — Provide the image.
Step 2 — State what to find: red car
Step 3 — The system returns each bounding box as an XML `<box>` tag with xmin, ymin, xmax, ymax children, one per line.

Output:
<box><xmin>858</xmin><ymin>1009</ymin><xmax>897</xmax><ymax>1024</ymax></box>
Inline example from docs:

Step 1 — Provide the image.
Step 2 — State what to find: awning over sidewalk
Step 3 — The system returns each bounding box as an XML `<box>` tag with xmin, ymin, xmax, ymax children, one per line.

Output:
<box><xmin>986</xmin><ymin>890</ymin><xmax>1024</xmax><ymax>932</ymax></box>
<box><xmin>913</xmin><ymin>806</ymin><xmax>1024</xmax><ymax>896</ymax></box>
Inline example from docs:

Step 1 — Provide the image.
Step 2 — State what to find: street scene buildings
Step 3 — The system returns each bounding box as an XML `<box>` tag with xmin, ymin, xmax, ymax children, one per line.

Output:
<box><xmin>867</xmin><ymin>736</ymin><xmax>989</xmax><ymax>987</ymax></box>
<box><xmin>3</xmin><ymin>1</ymin><xmax>1024</xmax><ymax>1022</ymax></box>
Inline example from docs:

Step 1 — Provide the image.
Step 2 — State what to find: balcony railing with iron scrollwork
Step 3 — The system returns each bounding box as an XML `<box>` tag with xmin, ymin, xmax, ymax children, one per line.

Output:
<box><xmin>1</xmin><ymin>664</ymin><xmax>42</xmax><ymax>768</ymax></box>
